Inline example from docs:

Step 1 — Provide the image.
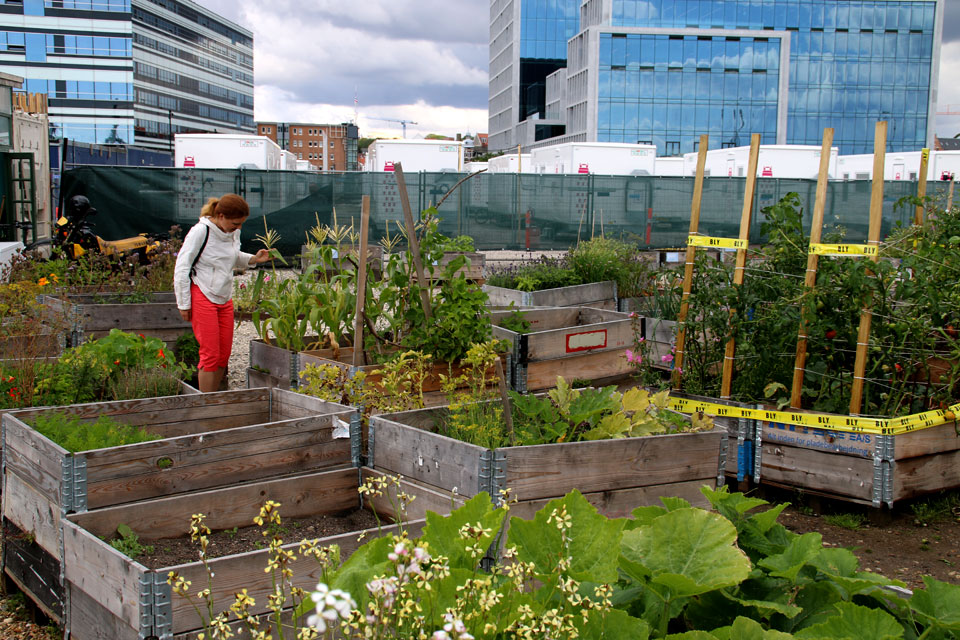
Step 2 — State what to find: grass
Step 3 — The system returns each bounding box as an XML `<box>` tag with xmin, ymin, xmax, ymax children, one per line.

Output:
<box><xmin>910</xmin><ymin>490</ymin><xmax>960</xmax><ymax>527</ymax></box>
<box><xmin>823</xmin><ymin>512</ymin><xmax>866</xmax><ymax>530</ymax></box>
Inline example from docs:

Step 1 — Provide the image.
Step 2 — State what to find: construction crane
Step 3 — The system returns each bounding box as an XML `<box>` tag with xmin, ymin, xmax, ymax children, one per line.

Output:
<box><xmin>367</xmin><ymin>117</ymin><xmax>418</xmax><ymax>138</ymax></box>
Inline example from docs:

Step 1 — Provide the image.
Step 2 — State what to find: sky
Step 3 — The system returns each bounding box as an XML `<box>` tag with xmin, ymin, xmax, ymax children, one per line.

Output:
<box><xmin>201</xmin><ymin>0</ymin><xmax>960</xmax><ymax>142</ymax></box>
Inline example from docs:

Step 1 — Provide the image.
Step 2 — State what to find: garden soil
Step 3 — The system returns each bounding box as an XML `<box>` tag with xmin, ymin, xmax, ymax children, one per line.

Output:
<box><xmin>133</xmin><ymin>507</ymin><xmax>380</xmax><ymax>569</ymax></box>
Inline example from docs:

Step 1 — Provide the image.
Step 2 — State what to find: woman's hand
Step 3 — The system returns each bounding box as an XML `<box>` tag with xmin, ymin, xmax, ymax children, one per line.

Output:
<box><xmin>180</xmin><ymin>309</ymin><xmax>191</xmax><ymax>322</ymax></box>
<box><xmin>250</xmin><ymin>249</ymin><xmax>272</xmax><ymax>265</ymax></box>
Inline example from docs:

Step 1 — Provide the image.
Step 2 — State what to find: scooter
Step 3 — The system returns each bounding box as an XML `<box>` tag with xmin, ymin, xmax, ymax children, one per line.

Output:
<box><xmin>55</xmin><ymin>195</ymin><xmax>163</xmax><ymax>263</ymax></box>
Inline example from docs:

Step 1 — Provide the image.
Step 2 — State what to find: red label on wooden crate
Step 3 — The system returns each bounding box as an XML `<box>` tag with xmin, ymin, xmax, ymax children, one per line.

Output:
<box><xmin>566</xmin><ymin>329</ymin><xmax>607</xmax><ymax>353</ymax></box>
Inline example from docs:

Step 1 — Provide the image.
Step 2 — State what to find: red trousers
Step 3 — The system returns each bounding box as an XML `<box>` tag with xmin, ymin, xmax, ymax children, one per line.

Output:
<box><xmin>190</xmin><ymin>284</ymin><xmax>233</xmax><ymax>371</ymax></box>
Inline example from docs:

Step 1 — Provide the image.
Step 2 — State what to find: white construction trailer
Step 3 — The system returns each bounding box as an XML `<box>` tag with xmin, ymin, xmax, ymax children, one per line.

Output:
<box><xmin>682</xmin><ymin>145</ymin><xmax>840</xmax><ymax>179</ymax></box>
<box><xmin>487</xmin><ymin>153</ymin><xmax>533</xmax><ymax>173</ymax></box>
<box><xmin>530</xmin><ymin>142</ymin><xmax>657</xmax><ymax>175</ymax></box>
<box><xmin>836</xmin><ymin>150</ymin><xmax>960</xmax><ymax>181</ymax></box>
<box><xmin>174</xmin><ymin>134</ymin><xmax>283</xmax><ymax>170</ymax></box>
<box><xmin>364</xmin><ymin>139</ymin><xmax>464</xmax><ymax>172</ymax></box>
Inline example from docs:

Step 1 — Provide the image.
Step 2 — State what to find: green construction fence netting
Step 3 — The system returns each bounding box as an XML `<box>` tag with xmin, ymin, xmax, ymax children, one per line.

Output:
<box><xmin>60</xmin><ymin>167</ymin><xmax>948</xmax><ymax>257</ymax></box>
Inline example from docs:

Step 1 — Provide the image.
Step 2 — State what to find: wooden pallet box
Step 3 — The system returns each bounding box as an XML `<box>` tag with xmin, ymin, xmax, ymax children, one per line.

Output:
<box><xmin>1</xmin><ymin>388</ymin><xmax>357</xmax><ymax>621</ymax></box>
<box><xmin>58</xmin><ymin>466</ymin><xmax>450</xmax><ymax>639</ymax></box>
<box><xmin>756</xmin><ymin>413</ymin><xmax>960</xmax><ymax>508</ymax></box>
<box><xmin>368</xmin><ymin>402</ymin><xmax>727</xmax><ymax>519</ymax></box>
<box><xmin>0</xmin><ymin>328</ymin><xmax>62</xmax><ymax>359</ymax></box>
<box><xmin>42</xmin><ymin>292</ymin><xmax>192</xmax><ymax>347</ymax></box>
<box><xmin>491</xmin><ymin>306</ymin><xmax>633</xmax><ymax>392</ymax></box>
<box><xmin>670</xmin><ymin>392</ymin><xmax>757</xmax><ymax>483</ymax></box>
<box><xmin>248</xmin><ymin>336</ymin><xmax>324</xmax><ymax>389</ymax></box>
<box><xmin>483</xmin><ymin>280</ymin><xmax>617</xmax><ymax>311</ymax></box>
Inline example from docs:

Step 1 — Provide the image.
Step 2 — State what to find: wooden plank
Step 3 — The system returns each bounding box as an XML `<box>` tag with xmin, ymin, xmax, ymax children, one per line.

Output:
<box><xmin>490</xmin><ymin>307</ymin><xmax>582</xmax><ymax>332</ymax></box>
<box><xmin>893</xmin><ymin>448</ymin><xmax>960</xmax><ymax>502</ymax></box>
<box><xmin>2</xmin><ymin>470</ymin><xmax>62</xmax><ymax>556</ymax></box>
<box><xmin>915</xmin><ymin>148</ymin><xmax>930</xmax><ymax>225</ymax></box>
<box><xmin>508</xmin><ymin>479</ymin><xmax>711</xmax><ymax>521</ymax></box>
<box><xmin>2</xmin><ymin>413</ymin><xmax>67</xmax><ymax>503</ymax></box>
<box><xmin>760</xmin><ymin>421</ymin><xmax>874</xmax><ymax>459</ymax></box>
<box><xmin>3</xmin><ymin>518</ymin><xmax>63</xmax><ymax>621</ymax></box>
<box><xmin>849</xmin><ymin>121</ymin><xmax>887</xmax><ymax>414</ymax></box>
<box><xmin>758</xmin><ymin>442</ymin><xmax>874</xmax><ymax>501</ymax></box>
<box><xmin>270</xmin><ymin>387</ymin><xmax>354</xmax><ymax>420</ymax></box>
<box><xmin>77</xmin><ymin>301</ymin><xmax>190</xmax><ymax>332</ymax></box>
<box><xmin>369</xmin><ymin>417</ymin><xmax>485</xmax><ymax>496</ymax></box>
<box><xmin>894</xmin><ymin>423</ymin><xmax>960</xmax><ymax>460</ymax></box>
<box><xmin>62</xmin><ymin>520</ymin><xmax>146</xmax><ymax>631</ymax></box>
<box><xmin>529</xmin><ymin>281</ymin><xmax>617</xmax><ymax>308</ymax></box>
<box><xmin>67</xmin><ymin>582</ymin><xmax>139</xmax><ymax>640</ymax></box>
<box><xmin>501</xmin><ymin>429</ymin><xmax>723</xmax><ymax>501</ymax></box>
<box><xmin>246</xmin><ymin>367</ymin><xmax>287</xmax><ymax>389</ymax></box>
<box><xmin>169</xmin><ymin>518</ymin><xmax>425</xmax><ymax>635</ymax></box>
<box><xmin>521</xmin><ymin>314</ymin><xmax>632</xmax><ymax>362</ymax></box>
<box><xmin>69</xmin><ymin>467</ymin><xmax>359</xmax><ymax>540</ymax></box>
<box><xmin>791</xmin><ymin>128</ymin><xmax>835</xmax><ymax>408</ymax></box>
<box><xmin>522</xmin><ymin>348</ymin><xmax>632</xmax><ymax>391</ymax></box>
<box><xmin>249</xmin><ymin>339</ymin><xmax>307</xmax><ymax>384</ymax></box>
<box><xmin>354</xmin><ymin>196</ymin><xmax>371</xmax><ymax>367</ymax></box>
<box><xmin>361</xmin><ymin>467</ymin><xmax>466</xmax><ymax>522</ymax></box>
<box><xmin>673</xmin><ymin>134</ymin><xmax>709</xmax><ymax>387</ymax></box>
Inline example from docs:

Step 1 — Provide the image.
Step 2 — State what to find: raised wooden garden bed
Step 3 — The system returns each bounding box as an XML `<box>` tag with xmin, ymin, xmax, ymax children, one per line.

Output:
<box><xmin>1</xmin><ymin>388</ymin><xmax>356</xmax><ymax>621</ymax></box>
<box><xmin>432</xmin><ymin>251</ymin><xmax>485</xmax><ymax>282</ymax></box>
<box><xmin>483</xmin><ymin>280</ymin><xmax>617</xmax><ymax>311</ymax></box>
<box><xmin>491</xmin><ymin>306</ymin><xmax>632</xmax><ymax>392</ymax></box>
<box><xmin>0</xmin><ymin>328</ymin><xmax>62</xmax><ymax>360</ymax></box>
<box><xmin>57</xmin><ymin>466</ymin><xmax>445</xmax><ymax>639</ymax></box>
<box><xmin>368</xmin><ymin>401</ymin><xmax>727</xmax><ymax>519</ymax></box>
<box><xmin>300</xmin><ymin>244</ymin><xmax>384</xmax><ymax>277</ymax></box>
<box><xmin>755</xmin><ymin>413</ymin><xmax>960</xmax><ymax>508</ymax></box>
<box><xmin>247</xmin><ymin>336</ymin><xmax>327</xmax><ymax>389</ymax></box>
<box><xmin>42</xmin><ymin>292</ymin><xmax>191</xmax><ymax>347</ymax></box>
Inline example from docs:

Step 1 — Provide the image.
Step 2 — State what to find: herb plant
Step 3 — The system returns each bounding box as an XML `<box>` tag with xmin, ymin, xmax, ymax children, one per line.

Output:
<box><xmin>29</xmin><ymin>412</ymin><xmax>161</xmax><ymax>452</ymax></box>
<box><xmin>109</xmin><ymin>523</ymin><xmax>154</xmax><ymax>559</ymax></box>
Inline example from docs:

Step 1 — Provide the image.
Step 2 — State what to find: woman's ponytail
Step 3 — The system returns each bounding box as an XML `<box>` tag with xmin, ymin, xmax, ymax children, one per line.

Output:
<box><xmin>200</xmin><ymin>197</ymin><xmax>219</xmax><ymax>218</ymax></box>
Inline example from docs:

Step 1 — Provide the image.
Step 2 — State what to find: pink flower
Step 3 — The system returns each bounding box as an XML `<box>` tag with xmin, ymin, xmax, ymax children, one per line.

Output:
<box><xmin>661</xmin><ymin>354</ymin><xmax>674</xmax><ymax>364</ymax></box>
<box><xmin>625</xmin><ymin>349</ymin><xmax>641</xmax><ymax>364</ymax></box>
<box><xmin>629</xmin><ymin>311</ymin><xmax>637</xmax><ymax>318</ymax></box>
<box><xmin>239</xmin><ymin>282</ymin><xmax>247</xmax><ymax>289</ymax></box>
<box><xmin>264</xmin><ymin>274</ymin><xmax>271</xmax><ymax>282</ymax></box>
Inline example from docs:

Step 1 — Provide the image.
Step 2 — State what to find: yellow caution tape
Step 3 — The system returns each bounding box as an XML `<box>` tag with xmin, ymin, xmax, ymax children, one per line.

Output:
<box><xmin>688</xmin><ymin>235</ymin><xmax>747</xmax><ymax>250</ymax></box>
<box><xmin>667</xmin><ymin>395</ymin><xmax>960</xmax><ymax>436</ymax></box>
<box><xmin>809</xmin><ymin>243</ymin><xmax>878</xmax><ymax>257</ymax></box>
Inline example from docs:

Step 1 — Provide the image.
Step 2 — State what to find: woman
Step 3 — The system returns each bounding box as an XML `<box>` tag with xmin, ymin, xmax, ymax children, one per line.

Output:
<box><xmin>174</xmin><ymin>194</ymin><xmax>271</xmax><ymax>392</ymax></box>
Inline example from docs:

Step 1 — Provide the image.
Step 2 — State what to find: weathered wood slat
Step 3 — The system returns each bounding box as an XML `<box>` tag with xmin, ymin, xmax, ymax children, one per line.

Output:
<box><xmin>522</xmin><ymin>315</ymin><xmax>632</xmax><ymax>362</ymax></box>
<box><xmin>246</xmin><ymin>367</ymin><xmax>286</xmax><ymax>389</ymax></box>
<box><xmin>522</xmin><ymin>349</ymin><xmax>632</xmax><ymax>391</ymax></box>
<box><xmin>760</xmin><ymin>422</ymin><xmax>874</xmax><ymax>460</ymax></box>
<box><xmin>758</xmin><ymin>442</ymin><xmax>874</xmax><ymax>502</ymax></box>
<box><xmin>507</xmin><ymin>479</ymin><xmax>711</xmax><ymax>521</ymax></box>
<box><xmin>361</xmin><ymin>467</ymin><xmax>465</xmax><ymax>522</ymax></box>
<box><xmin>369</xmin><ymin>417</ymin><xmax>485</xmax><ymax>496</ymax></box>
<box><xmin>2</xmin><ymin>414</ymin><xmax>66</xmax><ymax>503</ymax></box>
<box><xmin>893</xmin><ymin>448</ymin><xmax>960</xmax><ymax>501</ymax></box>
<box><xmin>484</xmin><ymin>281</ymin><xmax>617</xmax><ymax>309</ymax></box>
<box><xmin>502</xmin><ymin>429</ymin><xmax>723</xmax><ymax>501</ymax></box>
<box><xmin>894</xmin><ymin>423</ymin><xmax>960</xmax><ymax>460</ymax></box>
<box><xmin>70</xmin><ymin>467</ymin><xmax>359</xmax><ymax>540</ymax></box>
<box><xmin>67</xmin><ymin>583</ymin><xmax>139</xmax><ymax>640</ymax></box>
<box><xmin>62</xmin><ymin>520</ymin><xmax>146</xmax><ymax>631</ymax></box>
<box><xmin>3</xmin><ymin>471</ymin><xmax>62</xmax><ymax>556</ymax></box>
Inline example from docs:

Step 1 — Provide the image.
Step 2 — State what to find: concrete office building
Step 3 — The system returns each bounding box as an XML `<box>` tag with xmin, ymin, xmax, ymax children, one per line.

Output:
<box><xmin>490</xmin><ymin>0</ymin><xmax>944</xmax><ymax>156</ymax></box>
<box><xmin>258</xmin><ymin>122</ymin><xmax>360</xmax><ymax>172</ymax></box>
<box><xmin>0</xmin><ymin>0</ymin><xmax>253</xmax><ymax>149</ymax></box>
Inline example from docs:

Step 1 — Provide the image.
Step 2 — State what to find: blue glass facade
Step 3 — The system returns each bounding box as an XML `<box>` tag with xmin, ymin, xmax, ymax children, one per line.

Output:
<box><xmin>518</xmin><ymin>0</ymin><xmax>580</xmax><ymax>121</ymax></box>
<box><xmin>603</xmin><ymin>0</ymin><xmax>938</xmax><ymax>154</ymax></box>
<box><xmin>598</xmin><ymin>34</ymin><xmax>781</xmax><ymax>154</ymax></box>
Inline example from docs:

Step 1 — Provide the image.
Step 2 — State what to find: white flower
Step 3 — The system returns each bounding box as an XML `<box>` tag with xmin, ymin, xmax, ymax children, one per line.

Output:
<box><xmin>307</xmin><ymin>583</ymin><xmax>356</xmax><ymax>633</ymax></box>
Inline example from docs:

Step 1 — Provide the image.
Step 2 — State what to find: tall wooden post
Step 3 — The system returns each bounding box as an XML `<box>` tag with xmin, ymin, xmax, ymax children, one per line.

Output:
<box><xmin>915</xmin><ymin>148</ymin><xmax>930</xmax><ymax>226</ymax></box>
<box><xmin>352</xmin><ymin>196</ymin><xmax>371</xmax><ymax>367</ymax></box>
<box><xmin>672</xmin><ymin>134</ymin><xmax>709</xmax><ymax>388</ymax></box>
<box><xmin>790</xmin><ymin>129</ymin><xmax>834</xmax><ymax>408</ymax></box>
<box><xmin>394</xmin><ymin>163</ymin><xmax>433</xmax><ymax>321</ymax></box>
<box><xmin>719</xmin><ymin>134</ymin><xmax>762</xmax><ymax>399</ymax></box>
<box><xmin>849</xmin><ymin>121</ymin><xmax>888</xmax><ymax>415</ymax></box>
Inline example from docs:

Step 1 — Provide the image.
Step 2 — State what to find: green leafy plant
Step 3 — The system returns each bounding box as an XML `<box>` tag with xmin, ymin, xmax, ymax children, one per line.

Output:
<box><xmin>823</xmin><ymin>512</ymin><xmax>866</xmax><ymax>531</ymax></box>
<box><xmin>109</xmin><ymin>523</ymin><xmax>154</xmax><ymax>559</ymax></box>
<box><xmin>497</xmin><ymin>308</ymin><xmax>531</xmax><ymax>334</ymax></box>
<box><xmin>29</xmin><ymin>412</ymin><xmax>161</xmax><ymax>453</ymax></box>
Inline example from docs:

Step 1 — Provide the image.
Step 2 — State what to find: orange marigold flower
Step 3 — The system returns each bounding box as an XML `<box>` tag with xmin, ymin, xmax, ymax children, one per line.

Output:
<box><xmin>49</xmin><ymin>273</ymin><xmax>59</xmax><ymax>283</ymax></box>
<box><xmin>37</xmin><ymin>277</ymin><xmax>49</xmax><ymax>287</ymax></box>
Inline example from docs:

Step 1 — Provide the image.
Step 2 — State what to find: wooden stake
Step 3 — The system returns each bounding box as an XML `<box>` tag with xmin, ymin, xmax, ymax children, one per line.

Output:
<box><xmin>719</xmin><ymin>134</ymin><xmax>762</xmax><ymax>399</ymax></box>
<box><xmin>915</xmin><ymin>148</ymin><xmax>930</xmax><ymax>226</ymax></box>
<box><xmin>849</xmin><ymin>121</ymin><xmax>887</xmax><ymax>415</ymax></box>
<box><xmin>394</xmin><ymin>163</ymin><xmax>433</xmax><ymax>321</ymax></box>
<box><xmin>352</xmin><ymin>196</ymin><xmax>371</xmax><ymax>367</ymax></box>
<box><xmin>672</xmin><ymin>134</ymin><xmax>709</xmax><ymax>388</ymax></box>
<box><xmin>791</xmin><ymin>128</ymin><xmax>834</xmax><ymax>408</ymax></box>
<box><xmin>949</xmin><ymin>177</ymin><xmax>956</xmax><ymax>211</ymax></box>
<box><xmin>495</xmin><ymin>358</ymin><xmax>515</xmax><ymax>446</ymax></box>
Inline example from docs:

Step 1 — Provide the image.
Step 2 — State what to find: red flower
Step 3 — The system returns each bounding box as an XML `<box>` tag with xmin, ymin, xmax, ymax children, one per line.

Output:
<box><xmin>114</xmin><ymin>359</ymin><xmax>121</xmax><ymax>365</ymax></box>
<box><xmin>157</xmin><ymin>349</ymin><xmax>165</xmax><ymax>359</ymax></box>
<box><xmin>138</xmin><ymin>333</ymin><xmax>146</xmax><ymax>339</ymax></box>
<box><xmin>895</xmin><ymin>363</ymin><xmax>903</xmax><ymax>372</ymax></box>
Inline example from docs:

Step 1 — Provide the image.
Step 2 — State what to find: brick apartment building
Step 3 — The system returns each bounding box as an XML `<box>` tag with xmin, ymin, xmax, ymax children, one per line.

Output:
<box><xmin>257</xmin><ymin>121</ymin><xmax>359</xmax><ymax>171</ymax></box>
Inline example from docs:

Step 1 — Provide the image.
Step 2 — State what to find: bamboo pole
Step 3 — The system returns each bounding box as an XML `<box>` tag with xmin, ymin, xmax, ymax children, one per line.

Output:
<box><xmin>352</xmin><ymin>196</ymin><xmax>371</xmax><ymax>367</ymax></box>
<box><xmin>849</xmin><ymin>121</ymin><xmax>888</xmax><ymax>415</ymax></box>
<box><xmin>672</xmin><ymin>134</ymin><xmax>709</xmax><ymax>389</ymax></box>
<box><xmin>394</xmin><ymin>163</ymin><xmax>433</xmax><ymax>321</ymax></box>
<box><xmin>915</xmin><ymin>148</ymin><xmax>930</xmax><ymax>226</ymax></box>
<box><xmin>948</xmin><ymin>177</ymin><xmax>956</xmax><ymax>211</ymax></box>
<box><xmin>719</xmin><ymin>134</ymin><xmax>761</xmax><ymax>399</ymax></box>
<box><xmin>790</xmin><ymin>129</ymin><xmax>835</xmax><ymax>408</ymax></box>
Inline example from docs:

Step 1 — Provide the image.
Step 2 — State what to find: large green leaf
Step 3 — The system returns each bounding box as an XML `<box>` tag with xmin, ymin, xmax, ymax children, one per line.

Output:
<box><xmin>508</xmin><ymin>490</ymin><xmax>625</xmax><ymax>583</ymax></box>
<box><xmin>577</xmin><ymin>608</ymin><xmax>651</xmax><ymax>640</ymax></box>
<box><xmin>794</xmin><ymin>602</ymin><xmax>904</xmax><ymax>640</ymax></box>
<box><xmin>667</xmin><ymin>633</ymin><xmax>720</xmax><ymax>640</ymax></box>
<box><xmin>758</xmin><ymin>533</ymin><xmax>823</xmax><ymax>581</ymax></box>
<box><xmin>808</xmin><ymin>547</ymin><xmax>896</xmax><ymax>596</ymax></box>
<box><xmin>711</xmin><ymin>616</ymin><xmax>797</xmax><ymax>640</ymax></box>
<box><xmin>421</xmin><ymin>493</ymin><xmax>506</xmax><ymax>571</ymax></box>
<box><xmin>702</xmin><ymin>486</ymin><xmax>770</xmax><ymax>520</ymax></box>
<box><xmin>620</xmin><ymin>507</ymin><xmax>751</xmax><ymax>598</ymax></box>
<box><xmin>325</xmin><ymin>534</ymin><xmax>394</xmax><ymax>611</ymax></box>
<box><xmin>909</xmin><ymin>576</ymin><xmax>960</xmax><ymax>631</ymax></box>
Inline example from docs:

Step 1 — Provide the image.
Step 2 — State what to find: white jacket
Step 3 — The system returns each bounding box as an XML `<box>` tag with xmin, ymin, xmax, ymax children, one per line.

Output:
<box><xmin>174</xmin><ymin>217</ymin><xmax>254</xmax><ymax>309</ymax></box>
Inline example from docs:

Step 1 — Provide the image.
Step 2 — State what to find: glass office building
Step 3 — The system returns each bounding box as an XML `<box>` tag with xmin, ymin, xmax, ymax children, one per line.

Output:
<box><xmin>0</xmin><ymin>0</ymin><xmax>253</xmax><ymax>148</ymax></box>
<box><xmin>491</xmin><ymin>0</ymin><xmax>943</xmax><ymax>156</ymax></box>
